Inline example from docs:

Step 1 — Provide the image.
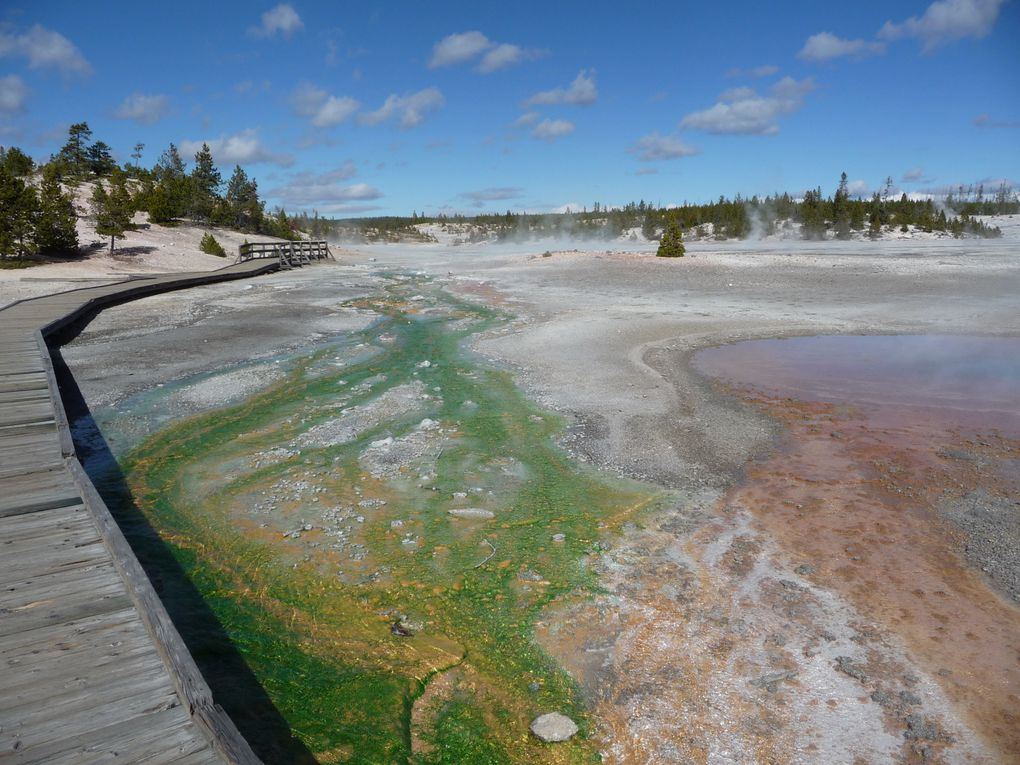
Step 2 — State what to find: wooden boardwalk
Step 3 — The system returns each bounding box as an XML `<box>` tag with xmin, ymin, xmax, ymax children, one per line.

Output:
<box><xmin>0</xmin><ymin>260</ymin><xmax>286</xmax><ymax>764</ymax></box>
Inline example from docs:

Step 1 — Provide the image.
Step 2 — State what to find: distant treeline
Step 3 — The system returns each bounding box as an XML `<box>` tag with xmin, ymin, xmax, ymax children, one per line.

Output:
<box><xmin>1</xmin><ymin>122</ymin><xmax>301</xmax><ymax>260</ymax></box>
<box><xmin>296</xmin><ymin>172</ymin><xmax>1015</xmax><ymax>244</ymax></box>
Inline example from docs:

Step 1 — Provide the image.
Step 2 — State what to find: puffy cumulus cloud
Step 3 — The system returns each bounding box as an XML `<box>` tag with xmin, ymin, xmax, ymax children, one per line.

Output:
<box><xmin>114</xmin><ymin>93</ymin><xmax>169</xmax><ymax>125</ymax></box>
<box><xmin>460</xmin><ymin>186</ymin><xmax>523</xmax><ymax>204</ymax></box>
<box><xmin>181</xmin><ymin>129</ymin><xmax>293</xmax><ymax>167</ymax></box>
<box><xmin>0</xmin><ymin>74</ymin><xmax>28</xmax><ymax>114</ymax></box>
<box><xmin>526</xmin><ymin>69</ymin><xmax>597</xmax><ymax>107</ymax></box>
<box><xmin>532</xmin><ymin>118</ymin><xmax>575</xmax><ymax>141</ymax></box>
<box><xmin>902</xmin><ymin>167</ymin><xmax>926</xmax><ymax>182</ymax></box>
<box><xmin>290</xmin><ymin>82</ymin><xmax>359</xmax><ymax>128</ymax></box>
<box><xmin>680</xmin><ymin>77</ymin><xmax>815</xmax><ymax>136</ymax></box>
<box><xmin>358</xmin><ymin>87</ymin><xmax>444</xmax><ymax>128</ymax></box>
<box><xmin>249</xmin><ymin>3</ymin><xmax>304</xmax><ymax>39</ymax></box>
<box><xmin>268</xmin><ymin>167</ymin><xmax>381</xmax><ymax>213</ymax></box>
<box><xmin>628</xmin><ymin>132</ymin><xmax>699</xmax><ymax>161</ymax></box>
<box><xmin>428</xmin><ymin>31</ymin><xmax>543</xmax><ymax>72</ymax></box>
<box><xmin>429</xmin><ymin>31</ymin><xmax>492</xmax><ymax>67</ymax></box>
<box><xmin>798</xmin><ymin>32</ymin><xmax>885</xmax><ymax>61</ymax></box>
<box><xmin>879</xmin><ymin>0</ymin><xmax>1005</xmax><ymax>50</ymax></box>
<box><xmin>0</xmin><ymin>24</ymin><xmax>92</xmax><ymax>75</ymax></box>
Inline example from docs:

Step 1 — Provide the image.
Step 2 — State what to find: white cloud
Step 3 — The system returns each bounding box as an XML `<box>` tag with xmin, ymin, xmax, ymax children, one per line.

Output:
<box><xmin>358</xmin><ymin>88</ymin><xmax>444</xmax><ymax>128</ymax></box>
<box><xmin>551</xmin><ymin>202</ymin><xmax>582</xmax><ymax>214</ymax></box>
<box><xmin>903</xmin><ymin>167</ymin><xmax>925</xmax><ymax>182</ymax></box>
<box><xmin>628</xmin><ymin>132</ymin><xmax>699</xmax><ymax>161</ymax></box>
<box><xmin>249</xmin><ymin>4</ymin><xmax>304</xmax><ymax>39</ymax></box>
<box><xmin>532</xmin><ymin>118</ymin><xmax>575</xmax><ymax>141</ymax></box>
<box><xmin>726</xmin><ymin>64</ymin><xmax>779</xmax><ymax>78</ymax></box>
<box><xmin>513</xmin><ymin>111</ymin><xmax>540</xmax><ymax>128</ymax></box>
<box><xmin>635</xmin><ymin>167</ymin><xmax>658</xmax><ymax>176</ymax></box>
<box><xmin>429</xmin><ymin>31</ymin><xmax>492</xmax><ymax>67</ymax></box>
<box><xmin>290</xmin><ymin>82</ymin><xmax>359</xmax><ymax>127</ymax></box>
<box><xmin>0</xmin><ymin>24</ymin><xmax>92</xmax><ymax>75</ymax></box>
<box><xmin>460</xmin><ymin>186</ymin><xmax>523</xmax><ymax>203</ymax></box>
<box><xmin>879</xmin><ymin>0</ymin><xmax>1005</xmax><ymax>50</ymax></box>
<box><xmin>680</xmin><ymin>77</ymin><xmax>815</xmax><ymax>136</ymax></box>
<box><xmin>478</xmin><ymin>43</ymin><xmax>542</xmax><ymax>72</ymax></box>
<box><xmin>269</xmin><ymin>167</ymin><xmax>381</xmax><ymax>213</ymax></box>
<box><xmin>114</xmin><ymin>93</ymin><xmax>169</xmax><ymax>125</ymax></box>
<box><xmin>847</xmin><ymin>179</ymin><xmax>870</xmax><ymax>197</ymax></box>
<box><xmin>0</xmin><ymin>74</ymin><xmax>28</xmax><ymax>114</ymax></box>
<box><xmin>799</xmin><ymin>31</ymin><xmax>885</xmax><ymax>61</ymax></box>
<box><xmin>181</xmin><ymin>128</ymin><xmax>293</xmax><ymax>167</ymax></box>
<box><xmin>526</xmin><ymin>70</ymin><xmax>597</xmax><ymax>107</ymax></box>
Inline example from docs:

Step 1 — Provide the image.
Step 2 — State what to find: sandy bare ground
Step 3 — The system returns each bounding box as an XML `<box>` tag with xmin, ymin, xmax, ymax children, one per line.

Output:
<box><xmin>57</xmin><ymin>228</ymin><xmax>1020</xmax><ymax>763</ymax></box>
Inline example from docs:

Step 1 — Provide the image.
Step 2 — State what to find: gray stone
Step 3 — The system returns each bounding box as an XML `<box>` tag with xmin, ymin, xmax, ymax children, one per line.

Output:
<box><xmin>448</xmin><ymin>508</ymin><xmax>495</xmax><ymax>520</ymax></box>
<box><xmin>530</xmin><ymin>712</ymin><xmax>578</xmax><ymax>743</ymax></box>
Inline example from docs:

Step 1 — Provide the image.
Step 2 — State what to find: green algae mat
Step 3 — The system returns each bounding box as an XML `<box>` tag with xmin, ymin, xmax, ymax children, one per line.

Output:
<box><xmin>110</xmin><ymin>276</ymin><xmax>657</xmax><ymax>764</ymax></box>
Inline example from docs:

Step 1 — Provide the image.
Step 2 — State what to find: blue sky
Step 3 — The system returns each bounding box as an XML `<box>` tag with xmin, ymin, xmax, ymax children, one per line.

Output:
<box><xmin>1</xmin><ymin>0</ymin><xmax>1018</xmax><ymax>216</ymax></box>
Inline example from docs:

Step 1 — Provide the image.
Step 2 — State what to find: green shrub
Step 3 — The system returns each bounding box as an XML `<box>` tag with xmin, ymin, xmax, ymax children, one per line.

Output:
<box><xmin>200</xmin><ymin>231</ymin><xmax>226</xmax><ymax>257</ymax></box>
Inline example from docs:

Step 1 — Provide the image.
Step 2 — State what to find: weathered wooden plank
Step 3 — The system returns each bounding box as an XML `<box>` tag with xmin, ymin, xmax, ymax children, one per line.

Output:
<box><xmin>3</xmin><ymin>704</ymin><xmax>204</xmax><ymax>765</ymax></box>
<box><xmin>0</xmin><ymin>581</ymin><xmax>133</xmax><ymax>638</ymax></box>
<box><xmin>0</xmin><ymin>469</ymin><xmax>79</xmax><ymax>517</ymax></box>
<box><xmin>0</xmin><ymin>400</ymin><xmax>56</xmax><ymax>427</ymax></box>
<box><xmin>1</xmin><ymin>645</ymin><xmax>171</xmax><ymax>714</ymax></box>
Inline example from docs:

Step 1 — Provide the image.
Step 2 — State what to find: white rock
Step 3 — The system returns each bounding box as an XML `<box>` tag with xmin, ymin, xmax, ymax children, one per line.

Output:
<box><xmin>530</xmin><ymin>712</ymin><xmax>578</xmax><ymax>742</ymax></box>
<box><xmin>448</xmin><ymin>508</ymin><xmax>495</xmax><ymax>520</ymax></box>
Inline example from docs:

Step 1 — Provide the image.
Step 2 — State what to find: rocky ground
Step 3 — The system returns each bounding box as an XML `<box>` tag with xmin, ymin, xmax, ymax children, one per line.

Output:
<box><xmin>57</xmin><ymin>232</ymin><xmax>1020</xmax><ymax>763</ymax></box>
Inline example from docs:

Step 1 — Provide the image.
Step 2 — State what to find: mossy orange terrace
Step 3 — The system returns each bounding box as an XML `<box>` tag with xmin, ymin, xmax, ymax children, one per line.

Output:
<box><xmin>113</xmin><ymin>276</ymin><xmax>659</xmax><ymax>764</ymax></box>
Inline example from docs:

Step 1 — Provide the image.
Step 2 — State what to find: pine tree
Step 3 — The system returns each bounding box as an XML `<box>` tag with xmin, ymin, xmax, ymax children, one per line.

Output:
<box><xmin>833</xmin><ymin>171</ymin><xmax>851</xmax><ymax>240</ymax></box>
<box><xmin>91</xmin><ymin>170</ymin><xmax>135</xmax><ymax>252</ymax></box>
<box><xmin>189</xmin><ymin>143</ymin><xmax>221</xmax><ymax>222</ymax></box>
<box><xmin>0</xmin><ymin>146</ymin><xmax>35</xmax><ymax>177</ymax></box>
<box><xmin>57</xmin><ymin>122</ymin><xmax>94</xmax><ymax>180</ymax></box>
<box><xmin>87</xmin><ymin>141</ymin><xmax>117</xmax><ymax>177</ymax></box>
<box><xmin>224</xmin><ymin>165</ymin><xmax>263</xmax><ymax>232</ymax></box>
<box><xmin>656</xmin><ymin>217</ymin><xmax>685</xmax><ymax>257</ymax></box>
<box><xmin>0</xmin><ymin>167</ymin><xmax>39</xmax><ymax>259</ymax></box>
<box><xmin>130</xmin><ymin>142</ymin><xmax>144</xmax><ymax>172</ymax></box>
<box><xmin>35</xmin><ymin>164</ymin><xmax>79</xmax><ymax>255</ymax></box>
<box><xmin>150</xmin><ymin>143</ymin><xmax>189</xmax><ymax>221</ymax></box>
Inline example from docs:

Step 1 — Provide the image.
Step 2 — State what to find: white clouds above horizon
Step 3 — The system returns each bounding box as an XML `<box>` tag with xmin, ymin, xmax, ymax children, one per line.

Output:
<box><xmin>249</xmin><ymin>4</ymin><xmax>304</xmax><ymax>39</ymax></box>
<box><xmin>181</xmin><ymin>128</ymin><xmax>293</xmax><ymax>167</ymax></box>
<box><xmin>0</xmin><ymin>24</ymin><xmax>92</xmax><ymax>76</ymax></box>
<box><xmin>268</xmin><ymin>165</ymin><xmax>382</xmax><ymax>213</ymax></box>
<box><xmin>879</xmin><ymin>0</ymin><xmax>1005</xmax><ymax>50</ymax></box>
<box><xmin>526</xmin><ymin>70</ymin><xmax>597</xmax><ymax>107</ymax></box>
<box><xmin>428</xmin><ymin>30</ymin><xmax>542</xmax><ymax>72</ymax></box>
<box><xmin>628</xmin><ymin>132</ymin><xmax>699</xmax><ymax>161</ymax></box>
<box><xmin>114</xmin><ymin>93</ymin><xmax>169</xmax><ymax>125</ymax></box>
<box><xmin>358</xmin><ymin>88</ymin><xmax>444</xmax><ymax>128</ymax></box>
<box><xmin>460</xmin><ymin>186</ymin><xmax>523</xmax><ymax>205</ymax></box>
<box><xmin>902</xmin><ymin>167</ymin><xmax>925</xmax><ymax>182</ymax></box>
<box><xmin>799</xmin><ymin>32</ymin><xmax>885</xmax><ymax>61</ymax></box>
<box><xmin>680</xmin><ymin>77</ymin><xmax>815</xmax><ymax>136</ymax></box>
<box><xmin>0</xmin><ymin>75</ymin><xmax>28</xmax><ymax>114</ymax></box>
<box><xmin>290</xmin><ymin>83</ymin><xmax>359</xmax><ymax>128</ymax></box>
<box><xmin>532</xmin><ymin>118</ymin><xmax>575</xmax><ymax>141</ymax></box>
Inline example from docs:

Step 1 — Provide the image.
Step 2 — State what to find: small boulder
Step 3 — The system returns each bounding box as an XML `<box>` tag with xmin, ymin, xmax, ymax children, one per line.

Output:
<box><xmin>530</xmin><ymin>712</ymin><xmax>578</xmax><ymax>742</ymax></box>
<box><xmin>448</xmin><ymin>508</ymin><xmax>495</xmax><ymax>520</ymax></box>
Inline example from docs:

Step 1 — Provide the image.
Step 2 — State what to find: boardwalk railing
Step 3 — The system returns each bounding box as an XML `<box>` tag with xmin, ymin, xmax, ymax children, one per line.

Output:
<box><xmin>236</xmin><ymin>240</ymin><xmax>333</xmax><ymax>268</ymax></box>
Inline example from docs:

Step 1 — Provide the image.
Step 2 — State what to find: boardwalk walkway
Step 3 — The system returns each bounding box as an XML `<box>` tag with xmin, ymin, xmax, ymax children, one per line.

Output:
<box><xmin>0</xmin><ymin>259</ymin><xmax>284</xmax><ymax>764</ymax></box>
